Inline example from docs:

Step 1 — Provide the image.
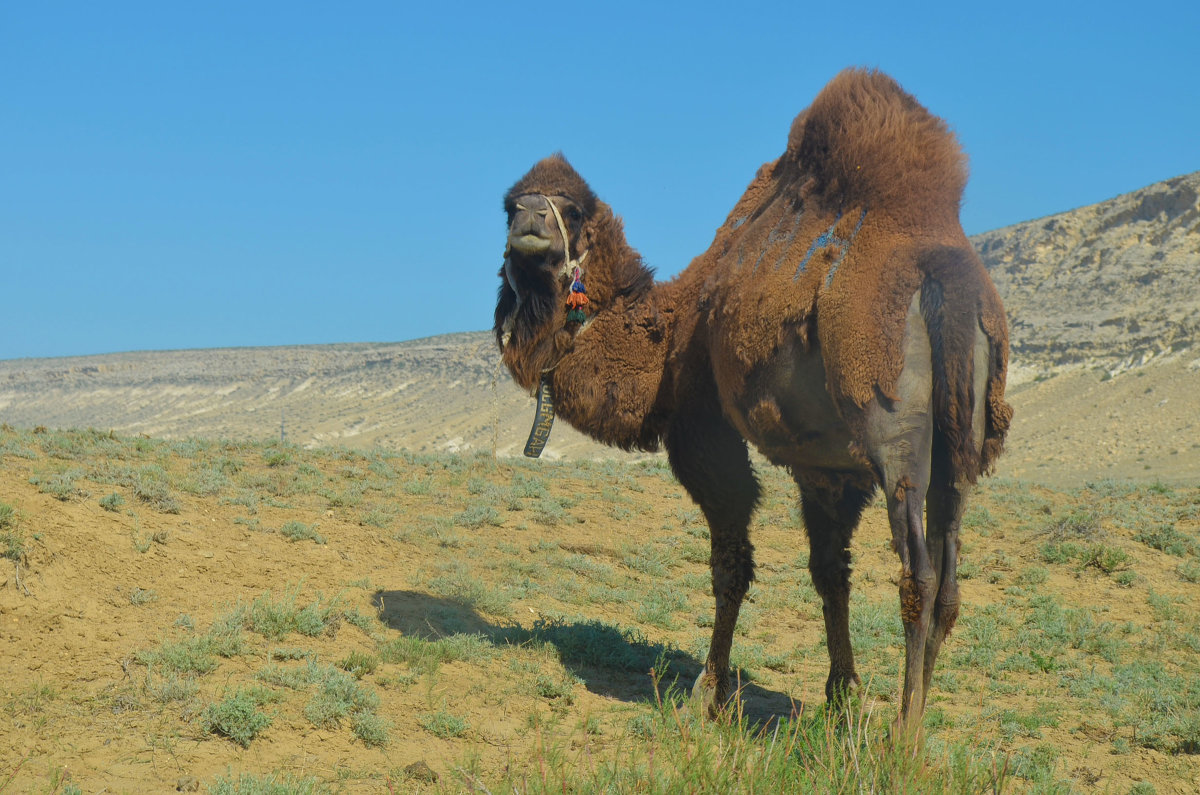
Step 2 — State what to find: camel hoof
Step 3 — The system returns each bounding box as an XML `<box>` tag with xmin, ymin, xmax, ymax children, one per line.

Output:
<box><xmin>825</xmin><ymin>672</ymin><xmax>862</xmax><ymax>704</ymax></box>
<box><xmin>890</xmin><ymin>713</ymin><xmax>924</xmax><ymax>746</ymax></box>
<box><xmin>691</xmin><ymin>670</ymin><xmax>724</xmax><ymax>720</ymax></box>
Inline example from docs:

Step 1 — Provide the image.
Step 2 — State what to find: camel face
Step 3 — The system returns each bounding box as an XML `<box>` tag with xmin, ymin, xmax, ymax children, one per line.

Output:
<box><xmin>501</xmin><ymin>193</ymin><xmax>585</xmax><ymax>314</ymax></box>
<box><xmin>507</xmin><ymin>193</ymin><xmax>581</xmax><ymax>258</ymax></box>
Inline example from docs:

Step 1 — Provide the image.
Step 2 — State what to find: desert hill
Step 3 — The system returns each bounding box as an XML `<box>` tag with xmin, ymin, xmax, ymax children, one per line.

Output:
<box><xmin>976</xmin><ymin>170</ymin><xmax>1200</xmax><ymax>377</ymax></box>
<box><xmin>2</xmin><ymin>171</ymin><xmax>1199</xmax><ymax>487</ymax></box>
<box><xmin>0</xmin><ymin>335</ymin><xmax>614</xmax><ymax>462</ymax></box>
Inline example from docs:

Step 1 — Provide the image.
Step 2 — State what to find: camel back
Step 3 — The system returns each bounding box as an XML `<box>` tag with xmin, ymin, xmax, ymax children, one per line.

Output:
<box><xmin>695</xmin><ymin>69</ymin><xmax>1010</xmax><ymax>475</ymax></box>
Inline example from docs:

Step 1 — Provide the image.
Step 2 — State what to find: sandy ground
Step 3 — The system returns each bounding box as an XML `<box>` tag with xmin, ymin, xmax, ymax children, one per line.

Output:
<box><xmin>2</xmin><ymin>426</ymin><xmax>1198</xmax><ymax>793</ymax></box>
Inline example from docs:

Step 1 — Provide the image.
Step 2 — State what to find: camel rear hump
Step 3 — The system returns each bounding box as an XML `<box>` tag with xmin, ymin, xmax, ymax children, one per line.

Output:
<box><xmin>789</xmin><ymin>68</ymin><xmax>969</xmax><ymax>228</ymax></box>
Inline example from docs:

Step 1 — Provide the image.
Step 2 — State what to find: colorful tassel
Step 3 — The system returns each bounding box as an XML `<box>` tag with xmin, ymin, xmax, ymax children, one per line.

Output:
<box><xmin>565</xmin><ymin>266</ymin><xmax>589</xmax><ymax>323</ymax></box>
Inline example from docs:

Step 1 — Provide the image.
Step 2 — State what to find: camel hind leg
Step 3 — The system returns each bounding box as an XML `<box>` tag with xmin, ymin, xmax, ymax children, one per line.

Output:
<box><xmin>918</xmin><ymin>476</ymin><xmax>967</xmax><ymax>708</ymax></box>
<box><xmin>861</xmin><ymin>292</ymin><xmax>937</xmax><ymax>731</ymax></box>
<box><xmin>919</xmin><ymin>316</ymin><xmax>993</xmax><ymax>706</ymax></box>
<box><xmin>665</xmin><ymin>402</ymin><xmax>760</xmax><ymax>719</ymax></box>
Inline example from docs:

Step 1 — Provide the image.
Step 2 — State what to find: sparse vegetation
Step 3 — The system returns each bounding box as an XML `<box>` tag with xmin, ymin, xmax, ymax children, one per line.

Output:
<box><xmin>29</xmin><ymin>469</ymin><xmax>85</xmax><ymax>501</ymax></box>
<box><xmin>280</xmin><ymin>520</ymin><xmax>325</xmax><ymax>544</ymax></box>
<box><xmin>1</xmin><ymin>502</ymin><xmax>23</xmax><ymax>564</ymax></box>
<box><xmin>418</xmin><ymin>707</ymin><xmax>469</xmax><ymax>738</ymax></box>
<box><xmin>132</xmin><ymin>465</ymin><xmax>181</xmax><ymax>513</ymax></box>
<box><xmin>98</xmin><ymin>491</ymin><xmax>125</xmax><ymax>511</ymax></box>
<box><xmin>206</xmin><ymin>772</ymin><xmax>330</xmax><ymax>795</ymax></box>
<box><xmin>201</xmin><ymin>688</ymin><xmax>273</xmax><ymax>747</ymax></box>
<box><xmin>303</xmin><ymin>667</ymin><xmax>381</xmax><ymax>735</ymax></box>
<box><xmin>0</xmin><ymin>426</ymin><xmax>1197</xmax><ymax>792</ymax></box>
<box><xmin>129</xmin><ymin>587</ymin><xmax>158</xmax><ymax>605</ymax></box>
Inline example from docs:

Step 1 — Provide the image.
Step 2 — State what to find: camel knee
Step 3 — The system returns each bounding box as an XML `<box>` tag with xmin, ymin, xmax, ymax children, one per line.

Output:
<box><xmin>898</xmin><ymin>570</ymin><xmax>937</xmax><ymax>626</ymax></box>
<box><xmin>712</xmin><ymin>566</ymin><xmax>751</xmax><ymax>605</ymax></box>
<box><xmin>710</xmin><ymin>540</ymin><xmax>754</xmax><ymax>599</ymax></box>
<box><xmin>809</xmin><ymin>559</ymin><xmax>851</xmax><ymax>601</ymax></box>
<box><xmin>935</xmin><ymin>585</ymin><xmax>961</xmax><ymax>633</ymax></box>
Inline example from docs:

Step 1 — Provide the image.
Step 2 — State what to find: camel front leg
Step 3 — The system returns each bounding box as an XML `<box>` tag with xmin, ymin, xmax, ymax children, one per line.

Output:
<box><xmin>694</xmin><ymin>529</ymin><xmax>754</xmax><ymax>717</ymax></box>
<box><xmin>796</xmin><ymin>471</ymin><xmax>874</xmax><ymax>702</ymax></box>
<box><xmin>665</xmin><ymin>404</ymin><xmax>760</xmax><ymax>719</ymax></box>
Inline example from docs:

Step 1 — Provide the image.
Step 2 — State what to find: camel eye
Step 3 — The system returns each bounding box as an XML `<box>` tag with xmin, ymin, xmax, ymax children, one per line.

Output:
<box><xmin>567</xmin><ymin>207</ymin><xmax>583</xmax><ymax>224</ymax></box>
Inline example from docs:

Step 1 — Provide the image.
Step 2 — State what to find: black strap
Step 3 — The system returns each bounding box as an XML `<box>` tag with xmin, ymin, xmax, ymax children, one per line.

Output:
<box><xmin>523</xmin><ymin>373</ymin><xmax>556</xmax><ymax>458</ymax></box>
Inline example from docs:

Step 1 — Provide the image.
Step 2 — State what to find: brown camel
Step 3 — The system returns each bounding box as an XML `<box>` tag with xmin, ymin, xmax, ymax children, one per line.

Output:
<box><xmin>493</xmin><ymin>68</ymin><xmax>1012</xmax><ymax>731</ymax></box>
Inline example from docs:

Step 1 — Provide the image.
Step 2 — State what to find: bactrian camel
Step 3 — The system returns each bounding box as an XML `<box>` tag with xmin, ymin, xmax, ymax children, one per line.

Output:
<box><xmin>493</xmin><ymin>68</ymin><xmax>1012</xmax><ymax>731</ymax></box>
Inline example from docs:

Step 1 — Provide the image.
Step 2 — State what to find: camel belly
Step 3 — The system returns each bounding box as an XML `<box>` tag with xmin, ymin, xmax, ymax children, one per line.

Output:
<box><xmin>720</xmin><ymin>293</ymin><xmax>933</xmax><ymax>477</ymax></box>
<box><xmin>726</xmin><ymin>338</ymin><xmax>863</xmax><ymax>471</ymax></box>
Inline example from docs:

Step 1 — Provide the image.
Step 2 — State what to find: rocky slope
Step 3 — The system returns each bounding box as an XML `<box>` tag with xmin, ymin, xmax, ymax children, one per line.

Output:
<box><xmin>2</xmin><ymin>172</ymin><xmax>1199</xmax><ymax>484</ymax></box>
<box><xmin>975</xmin><ymin>171</ymin><xmax>1200</xmax><ymax>380</ymax></box>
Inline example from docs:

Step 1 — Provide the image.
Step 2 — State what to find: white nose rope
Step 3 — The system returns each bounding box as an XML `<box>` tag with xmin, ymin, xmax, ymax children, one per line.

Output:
<box><xmin>544</xmin><ymin>195</ymin><xmax>589</xmax><ymax>280</ymax></box>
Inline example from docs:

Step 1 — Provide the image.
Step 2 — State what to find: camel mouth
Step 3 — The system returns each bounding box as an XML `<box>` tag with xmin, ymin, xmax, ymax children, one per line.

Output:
<box><xmin>510</xmin><ymin>233</ymin><xmax>553</xmax><ymax>255</ymax></box>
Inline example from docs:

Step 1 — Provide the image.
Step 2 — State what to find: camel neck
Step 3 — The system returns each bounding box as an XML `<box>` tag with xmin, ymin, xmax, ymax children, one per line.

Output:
<box><xmin>541</xmin><ymin>279</ymin><xmax>681</xmax><ymax>453</ymax></box>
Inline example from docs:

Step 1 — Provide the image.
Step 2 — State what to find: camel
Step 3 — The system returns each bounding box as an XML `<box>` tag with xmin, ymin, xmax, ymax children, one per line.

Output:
<box><xmin>493</xmin><ymin>68</ymin><xmax>1012</xmax><ymax>731</ymax></box>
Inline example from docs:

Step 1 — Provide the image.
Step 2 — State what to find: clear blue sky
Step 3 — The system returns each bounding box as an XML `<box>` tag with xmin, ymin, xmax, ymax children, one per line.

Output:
<box><xmin>3</xmin><ymin>1</ymin><xmax>1197</xmax><ymax>360</ymax></box>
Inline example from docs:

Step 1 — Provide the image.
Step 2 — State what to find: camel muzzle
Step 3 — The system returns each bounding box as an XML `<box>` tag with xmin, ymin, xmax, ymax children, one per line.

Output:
<box><xmin>509</xmin><ymin>232</ymin><xmax>552</xmax><ymax>255</ymax></box>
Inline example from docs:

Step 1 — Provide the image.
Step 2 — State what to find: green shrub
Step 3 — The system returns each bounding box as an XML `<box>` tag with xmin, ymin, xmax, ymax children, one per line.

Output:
<box><xmin>1</xmin><ymin>503</ymin><xmax>23</xmax><ymax>563</ymax></box>
<box><xmin>99</xmin><ymin>492</ymin><xmax>125</xmax><ymax>511</ymax></box>
<box><xmin>202</xmin><ymin>689</ymin><xmax>272</xmax><ymax>747</ymax></box>
<box><xmin>304</xmin><ymin>669</ymin><xmax>379</xmax><ymax>729</ymax></box>
<box><xmin>133</xmin><ymin>466</ymin><xmax>181</xmax><ymax>513</ymax></box>
<box><xmin>280</xmin><ymin>521</ymin><xmax>325</xmax><ymax>544</ymax></box>
<box><xmin>337</xmin><ymin>650</ymin><xmax>379</xmax><ymax>679</ymax></box>
<box><xmin>453</xmin><ymin>503</ymin><xmax>502</xmax><ymax>529</ymax></box>
<box><xmin>206</xmin><ymin>772</ymin><xmax>330</xmax><ymax>795</ymax></box>
<box><xmin>29</xmin><ymin>470</ymin><xmax>84</xmax><ymax>501</ymax></box>
<box><xmin>1135</xmin><ymin>525</ymin><xmax>1194</xmax><ymax>557</ymax></box>
<box><xmin>350</xmin><ymin>709</ymin><xmax>390</xmax><ymax>747</ymax></box>
<box><xmin>418</xmin><ymin>708</ymin><xmax>468</xmax><ymax>738</ymax></box>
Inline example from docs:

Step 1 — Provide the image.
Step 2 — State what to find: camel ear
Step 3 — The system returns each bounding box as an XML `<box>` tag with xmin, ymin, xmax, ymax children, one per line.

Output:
<box><xmin>579</xmin><ymin>220</ymin><xmax>596</xmax><ymax>256</ymax></box>
<box><xmin>580</xmin><ymin>206</ymin><xmax>606</xmax><ymax>258</ymax></box>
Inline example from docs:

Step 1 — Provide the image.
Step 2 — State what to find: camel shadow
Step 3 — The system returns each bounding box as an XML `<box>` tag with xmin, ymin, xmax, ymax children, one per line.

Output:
<box><xmin>372</xmin><ymin>589</ymin><xmax>802</xmax><ymax>723</ymax></box>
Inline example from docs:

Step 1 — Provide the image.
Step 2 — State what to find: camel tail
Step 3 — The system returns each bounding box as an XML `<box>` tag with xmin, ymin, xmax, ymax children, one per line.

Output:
<box><xmin>919</xmin><ymin>246</ymin><xmax>1011</xmax><ymax>485</ymax></box>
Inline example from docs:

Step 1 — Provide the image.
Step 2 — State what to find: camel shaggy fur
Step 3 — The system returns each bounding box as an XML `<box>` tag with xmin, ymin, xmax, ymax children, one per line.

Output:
<box><xmin>494</xmin><ymin>68</ymin><xmax>1012</xmax><ymax>730</ymax></box>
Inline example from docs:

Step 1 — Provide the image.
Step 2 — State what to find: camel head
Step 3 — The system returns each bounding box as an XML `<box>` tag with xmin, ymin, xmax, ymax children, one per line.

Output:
<box><xmin>492</xmin><ymin>158</ymin><xmax>595</xmax><ymax>379</ymax></box>
<box><xmin>494</xmin><ymin>154</ymin><xmax>654</xmax><ymax>390</ymax></box>
<box><xmin>502</xmin><ymin>191</ymin><xmax>588</xmax><ymax>297</ymax></box>
<box><xmin>494</xmin><ymin>155</ymin><xmax>600</xmax><ymax>358</ymax></box>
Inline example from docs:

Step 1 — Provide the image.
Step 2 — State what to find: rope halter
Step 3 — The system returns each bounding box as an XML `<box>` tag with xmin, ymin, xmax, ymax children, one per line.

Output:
<box><xmin>544</xmin><ymin>195</ymin><xmax>589</xmax><ymax>280</ymax></box>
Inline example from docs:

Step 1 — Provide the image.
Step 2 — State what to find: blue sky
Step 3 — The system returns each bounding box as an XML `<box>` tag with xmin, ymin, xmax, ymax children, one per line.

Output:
<box><xmin>3</xmin><ymin>1</ymin><xmax>1197</xmax><ymax>360</ymax></box>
